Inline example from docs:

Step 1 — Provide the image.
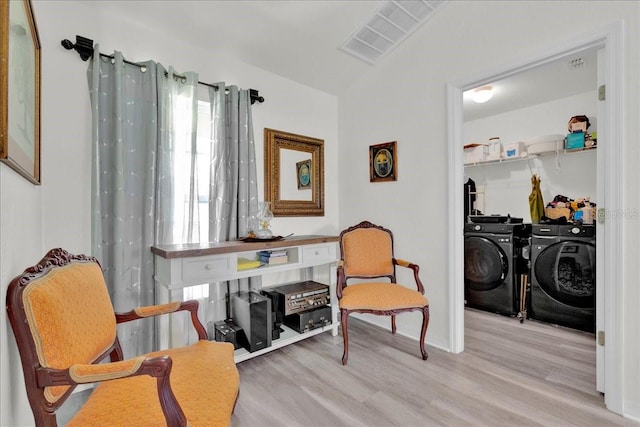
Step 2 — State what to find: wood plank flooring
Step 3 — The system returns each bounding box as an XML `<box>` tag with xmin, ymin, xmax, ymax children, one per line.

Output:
<box><xmin>231</xmin><ymin>309</ymin><xmax>636</xmax><ymax>427</ymax></box>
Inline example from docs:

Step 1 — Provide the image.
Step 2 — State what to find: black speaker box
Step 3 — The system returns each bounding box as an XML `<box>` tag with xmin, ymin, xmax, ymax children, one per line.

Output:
<box><xmin>260</xmin><ymin>290</ymin><xmax>283</xmax><ymax>340</ymax></box>
<box><xmin>212</xmin><ymin>320</ymin><xmax>242</xmax><ymax>350</ymax></box>
<box><xmin>231</xmin><ymin>291</ymin><xmax>272</xmax><ymax>352</ymax></box>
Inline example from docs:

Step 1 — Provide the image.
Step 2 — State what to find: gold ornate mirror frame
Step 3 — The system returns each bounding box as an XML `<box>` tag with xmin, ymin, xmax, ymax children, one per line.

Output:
<box><xmin>264</xmin><ymin>128</ymin><xmax>324</xmax><ymax>217</ymax></box>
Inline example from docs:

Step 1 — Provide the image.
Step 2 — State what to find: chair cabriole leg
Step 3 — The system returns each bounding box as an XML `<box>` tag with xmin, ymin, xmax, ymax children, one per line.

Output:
<box><xmin>420</xmin><ymin>305</ymin><xmax>430</xmax><ymax>360</ymax></box>
<box><xmin>341</xmin><ymin>309</ymin><xmax>349</xmax><ymax>365</ymax></box>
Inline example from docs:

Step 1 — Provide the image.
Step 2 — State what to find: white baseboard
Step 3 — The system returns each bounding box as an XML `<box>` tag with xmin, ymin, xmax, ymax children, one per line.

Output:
<box><xmin>351</xmin><ymin>312</ymin><xmax>451</xmax><ymax>352</ymax></box>
<box><xmin>624</xmin><ymin>399</ymin><xmax>640</xmax><ymax>422</ymax></box>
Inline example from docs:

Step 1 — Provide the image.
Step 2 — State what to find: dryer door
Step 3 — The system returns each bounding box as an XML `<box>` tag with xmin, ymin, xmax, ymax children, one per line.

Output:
<box><xmin>534</xmin><ymin>241</ymin><xmax>596</xmax><ymax>308</ymax></box>
<box><xmin>464</xmin><ymin>236</ymin><xmax>509</xmax><ymax>291</ymax></box>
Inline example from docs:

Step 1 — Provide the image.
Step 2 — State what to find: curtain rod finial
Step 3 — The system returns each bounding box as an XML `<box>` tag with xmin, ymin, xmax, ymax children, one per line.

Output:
<box><xmin>61</xmin><ymin>39</ymin><xmax>74</xmax><ymax>50</ymax></box>
<box><xmin>249</xmin><ymin>89</ymin><xmax>264</xmax><ymax>105</ymax></box>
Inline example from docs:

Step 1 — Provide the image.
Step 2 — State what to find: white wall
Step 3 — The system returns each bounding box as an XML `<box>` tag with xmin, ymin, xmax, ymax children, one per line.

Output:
<box><xmin>0</xmin><ymin>170</ymin><xmax>44</xmax><ymax>427</ymax></box>
<box><xmin>464</xmin><ymin>151</ymin><xmax>597</xmax><ymax>220</ymax></box>
<box><xmin>0</xmin><ymin>2</ymin><xmax>340</xmax><ymax>425</ymax></box>
<box><xmin>338</xmin><ymin>0</ymin><xmax>639</xmax><ymax>419</ymax></box>
<box><xmin>464</xmin><ymin>91</ymin><xmax>598</xmax><ymax>220</ymax></box>
<box><xmin>464</xmin><ymin>91</ymin><xmax>598</xmax><ymax>145</ymax></box>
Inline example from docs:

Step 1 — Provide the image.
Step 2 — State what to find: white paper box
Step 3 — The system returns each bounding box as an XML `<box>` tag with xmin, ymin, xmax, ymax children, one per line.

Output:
<box><xmin>524</xmin><ymin>134</ymin><xmax>564</xmax><ymax>154</ymax></box>
<box><xmin>464</xmin><ymin>145</ymin><xmax>488</xmax><ymax>164</ymax></box>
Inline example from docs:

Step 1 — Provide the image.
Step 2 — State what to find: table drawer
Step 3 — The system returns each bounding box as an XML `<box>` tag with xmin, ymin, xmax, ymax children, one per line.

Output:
<box><xmin>182</xmin><ymin>255</ymin><xmax>233</xmax><ymax>282</ymax></box>
<box><xmin>303</xmin><ymin>244</ymin><xmax>335</xmax><ymax>263</ymax></box>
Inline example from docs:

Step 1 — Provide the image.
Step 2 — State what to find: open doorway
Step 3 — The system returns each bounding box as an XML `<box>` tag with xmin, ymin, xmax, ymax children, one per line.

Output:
<box><xmin>462</xmin><ymin>43</ymin><xmax>599</xmax><ymax>377</ymax></box>
<box><xmin>447</xmin><ymin>24</ymin><xmax>624</xmax><ymax>415</ymax></box>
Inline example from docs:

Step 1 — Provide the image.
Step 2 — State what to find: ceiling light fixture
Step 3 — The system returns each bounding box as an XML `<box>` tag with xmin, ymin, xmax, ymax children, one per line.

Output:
<box><xmin>471</xmin><ymin>86</ymin><xmax>494</xmax><ymax>103</ymax></box>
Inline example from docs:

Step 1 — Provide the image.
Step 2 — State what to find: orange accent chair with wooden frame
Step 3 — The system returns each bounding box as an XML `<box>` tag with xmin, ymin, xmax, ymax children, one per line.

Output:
<box><xmin>6</xmin><ymin>248</ymin><xmax>240</xmax><ymax>427</ymax></box>
<box><xmin>337</xmin><ymin>221</ymin><xmax>430</xmax><ymax>365</ymax></box>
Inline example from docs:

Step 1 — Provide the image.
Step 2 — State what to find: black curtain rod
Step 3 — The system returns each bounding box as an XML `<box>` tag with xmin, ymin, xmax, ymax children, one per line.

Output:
<box><xmin>61</xmin><ymin>35</ymin><xmax>265</xmax><ymax>105</ymax></box>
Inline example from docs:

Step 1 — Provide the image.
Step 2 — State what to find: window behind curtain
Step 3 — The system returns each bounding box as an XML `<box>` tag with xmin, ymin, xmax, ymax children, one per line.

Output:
<box><xmin>182</xmin><ymin>88</ymin><xmax>213</xmax><ymax>301</ymax></box>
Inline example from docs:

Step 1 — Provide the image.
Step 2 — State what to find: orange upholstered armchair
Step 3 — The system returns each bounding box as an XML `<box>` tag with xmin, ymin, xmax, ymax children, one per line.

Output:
<box><xmin>337</xmin><ymin>221</ymin><xmax>430</xmax><ymax>365</ymax></box>
<box><xmin>6</xmin><ymin>248</ymin><xmax>239</xmax><ymax>427</ymax></box>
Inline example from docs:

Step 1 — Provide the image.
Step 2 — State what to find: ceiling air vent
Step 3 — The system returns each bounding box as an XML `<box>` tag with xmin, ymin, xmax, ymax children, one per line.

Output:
<box><xmin>340</xmin><ymin>0</ymin><xmax>446</xmax><ymax>65</ymax></box>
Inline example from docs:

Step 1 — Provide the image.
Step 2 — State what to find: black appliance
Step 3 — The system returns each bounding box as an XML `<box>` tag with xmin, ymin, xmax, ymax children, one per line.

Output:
<box><xmin>260</xmin><ymin>289</ymin><xmax>283</xmax><ymax>340</ymax></box>
<box><xmin>267</xmin><ymin>281</ymin><xmax>330</xmax><ymax>316</ymax></box>
<box><xmin>468</xmin><ymin>215</ymin><xmax>523</xmax><ymax>224</ymax></box>
<box><xmin>284</xmin><ymin>305</ymin><xmax>331</xmax><ymax>333</ymax></box>
<box><xmin>529</xmin><ymin>224</ymin><xmax>596</xmax><ymax>332</ymax></box>
<box><xmin>231</xmin><ymin>291</ymin><xmax>272</xmax><ymax>352</ymax></box>
<box><xmin>464</xmin><ymin>221</ymin><xmax>530</xmax><ymax>316</ymax></box>
<box><xmin>212</xmin><ymin>320</ymin><xmax>242</xmax><ymax>349</ymax></box>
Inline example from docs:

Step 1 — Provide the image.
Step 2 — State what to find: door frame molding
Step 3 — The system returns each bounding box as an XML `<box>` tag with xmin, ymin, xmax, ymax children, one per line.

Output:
<box><xmin>446</xmin><ymin>22</ymin><xmax>624</xmax><ymax>414</ymax></box>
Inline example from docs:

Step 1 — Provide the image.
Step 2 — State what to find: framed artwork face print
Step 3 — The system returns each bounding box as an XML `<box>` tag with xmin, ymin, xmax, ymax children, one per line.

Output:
<box><xmin>296</xmin><ymin>159</ymin><xmax>311</xmax><ymax>189</ymax></box>
<box><xmin>369</xmin><ymin>141</ymin><xmax>397</xmax><ymax>182</ymax></box>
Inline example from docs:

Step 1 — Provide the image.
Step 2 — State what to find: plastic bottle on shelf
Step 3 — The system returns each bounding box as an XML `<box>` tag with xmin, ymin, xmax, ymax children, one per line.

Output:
<box><xmin>487</xmin><ymin>137</ymin><xmax>502</xmax><ymax>160</ymax></box>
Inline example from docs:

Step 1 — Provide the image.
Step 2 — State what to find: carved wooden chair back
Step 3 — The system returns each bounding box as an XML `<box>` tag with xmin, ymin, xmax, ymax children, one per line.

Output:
<box><xmin>6</xmin><ymin>249</ymin><xmax>121</xmax><ymax>424</ymax></box>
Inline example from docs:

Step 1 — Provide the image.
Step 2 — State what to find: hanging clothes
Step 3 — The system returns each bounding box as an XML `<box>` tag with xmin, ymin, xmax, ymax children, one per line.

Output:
<box><xmin>464</xmin><ymin>177</ymin><xmax>476</xmax><ymax>222</ymax></box>
<box><xmin>529</xmin><ymin>175</ymin><xmax>545</xmax><ymax>223</ymax></box>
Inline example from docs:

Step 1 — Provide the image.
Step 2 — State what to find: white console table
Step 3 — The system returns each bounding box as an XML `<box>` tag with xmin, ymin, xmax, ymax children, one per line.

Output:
<box><xmin>151</xmin><ymin>235</ymin><xmax>339</xmax><ymax>362</ymax></box>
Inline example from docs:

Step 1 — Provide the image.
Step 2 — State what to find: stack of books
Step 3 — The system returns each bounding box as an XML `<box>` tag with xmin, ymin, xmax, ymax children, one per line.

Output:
<box><xmin>258</xmin><ymin>249</ymin><xmax>288</xmax><ymax>265</ymax></box>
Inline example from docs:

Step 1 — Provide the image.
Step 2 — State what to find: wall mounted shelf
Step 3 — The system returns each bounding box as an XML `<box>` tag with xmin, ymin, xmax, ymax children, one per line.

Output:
<box><xmin>464</xmin><ymin>146</ymin><xmax>596</xmax><ymax>168</ymax></box>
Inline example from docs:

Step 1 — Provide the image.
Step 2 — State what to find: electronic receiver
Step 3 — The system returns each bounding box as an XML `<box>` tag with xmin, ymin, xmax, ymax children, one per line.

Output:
<box><xmin>268</xmin><ymin>281</ymin><xmax>330</xmax><ymax>316</ymax></box>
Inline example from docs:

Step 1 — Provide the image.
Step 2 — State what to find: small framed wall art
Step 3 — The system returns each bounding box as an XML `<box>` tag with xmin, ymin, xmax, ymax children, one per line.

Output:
<box><xmin>0</xmin><ymin>0</ymin><xmax>41</xmax><ymax>184</ymax></box>
<box><xmin>296</xmin><ymin>159</ymin><xmax>311</xmax><ymax>189</ymax></box>
<box><xmin>369</xmin><ymin>141</ymin><xmax>397</xmax><ymax>182</ymax></box>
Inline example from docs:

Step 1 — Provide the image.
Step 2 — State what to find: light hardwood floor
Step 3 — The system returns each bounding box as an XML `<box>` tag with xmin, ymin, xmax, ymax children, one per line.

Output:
<box><xmin>231</xmin><ymin>309</ymin><xmax>637</xmax><ymax>427</ymax></box>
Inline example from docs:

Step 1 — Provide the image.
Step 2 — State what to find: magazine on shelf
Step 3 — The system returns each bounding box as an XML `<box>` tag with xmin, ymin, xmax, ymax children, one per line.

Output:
<box><xmin>237</xmin><ymin>257</ymin><xmax>262</xmax><ymax>270</ymax></box>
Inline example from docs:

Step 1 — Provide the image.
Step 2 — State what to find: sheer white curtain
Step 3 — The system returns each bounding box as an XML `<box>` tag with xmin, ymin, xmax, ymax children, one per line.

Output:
<box><xmin>155</xmin><ymin>66</ymin><xmax>200</xmax><ymax>246</ymax></box>
<box><xmin>89</xmin><ymin>50</ymin><xmax>258</xmax><ymax>352</ymax></box>
<box><xmin>156</xmin><ymin>73</ymin><xmax>258</xmax><ymax>247</ymax></box>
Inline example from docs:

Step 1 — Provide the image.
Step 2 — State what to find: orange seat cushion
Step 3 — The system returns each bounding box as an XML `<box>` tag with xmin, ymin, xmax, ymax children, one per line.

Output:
<box><xmin>67</xmin><ymin>340</ymin><xmax>239</xmax><ymax>427</ymax></box>
<box><xmin>339</xmin><ymin>282</ymin><xmax>429</xmax><ymax>311</ymax></box>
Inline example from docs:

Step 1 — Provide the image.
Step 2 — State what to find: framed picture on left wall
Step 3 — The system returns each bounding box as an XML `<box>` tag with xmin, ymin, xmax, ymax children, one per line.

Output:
<box><xmin>0</xmin><ymin>0</ymin><xmax>41</xmax><ymax>184</ymax></box>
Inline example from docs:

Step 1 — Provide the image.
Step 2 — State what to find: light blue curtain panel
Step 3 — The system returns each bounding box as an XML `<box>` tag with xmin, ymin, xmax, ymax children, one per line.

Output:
<box><xmin>209</xmin><ymin>83</ymin><xmax>258</xmax><ymax>243</ymax></box>
<box><xmin>88</xmin><ymin>49</ymin><xmax>158</xmax><ymax>357</ymax></box>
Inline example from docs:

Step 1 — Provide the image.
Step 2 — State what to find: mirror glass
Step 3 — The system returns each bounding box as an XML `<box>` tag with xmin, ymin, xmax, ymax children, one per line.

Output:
<box><xmin>279</xmin><ymin>148</ymin><xmax>312</xmax><ymax>201</ymax></box>
<box><xmin>264</xmin><ymin>128</ymin><xmax>324</xmax><ymax>216</ymax></box>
